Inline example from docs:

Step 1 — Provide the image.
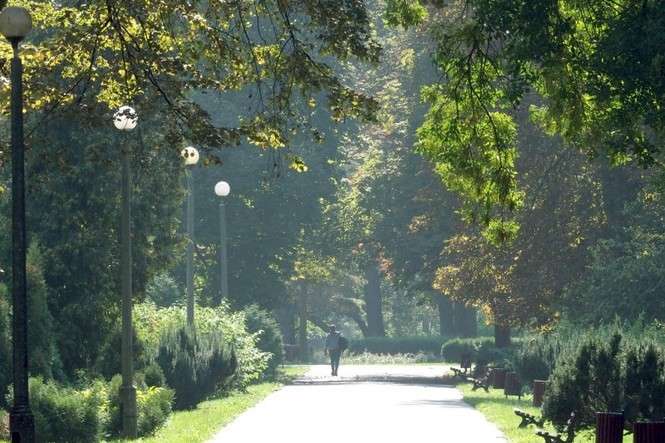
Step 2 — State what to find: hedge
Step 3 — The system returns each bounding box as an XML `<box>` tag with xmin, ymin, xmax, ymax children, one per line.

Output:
<box><xmin>349</xmin><ymin>336</ymin><xmax>449</xmax><ymax>355</ymax></box>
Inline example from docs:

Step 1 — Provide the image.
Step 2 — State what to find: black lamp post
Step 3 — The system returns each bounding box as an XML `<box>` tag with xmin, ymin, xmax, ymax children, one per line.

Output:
<box><xmin>113</xmin><ymin>105</ymin><xmax>138</xmax><ymax>438</ymax></box>
<box><xmin>214</xmin><ymin>181</ymin><xmax>230</xmax><ymax>305</ymax></box>
<box><xmin>0</xmin><ymin>6</ymin><xmax>35</xmax><ymax>443</ymax></box>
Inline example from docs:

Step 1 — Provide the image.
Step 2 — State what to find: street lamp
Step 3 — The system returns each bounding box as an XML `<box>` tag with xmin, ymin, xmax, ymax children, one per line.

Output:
<box><xmin>113</xmin><ymin>105</ymin><xmax>138</xmax><ymax>439</ymax></box>
<box><xmin>0</xmin><ymin>6</ymin><xmax>35</xmax><ymax>442</ymax></box>
<box><xmin>181</xmin><ymin>146</ymin><xmax>199</xmax><ymax>325</ymax></box>
<box><xmin>214</xmin><ymin>181</ymin><xmax>230</xmax><ymax>305</ymax></box>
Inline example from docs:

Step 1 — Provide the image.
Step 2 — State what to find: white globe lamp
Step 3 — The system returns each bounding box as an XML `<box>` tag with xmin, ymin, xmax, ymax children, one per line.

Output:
<box><xmin>181</xmin><ymin>146</ymin><xmax>199</xmax><ymax>166</ymax></box>
<box><xmin>215</xmin><ymin>181</ymin><xmax>230</xmax><ymax>197</ymax></box>
<box><xmin>113</xmin><ymin>106</ymin><xmax>138</xmax><ymax>131</ymax></box>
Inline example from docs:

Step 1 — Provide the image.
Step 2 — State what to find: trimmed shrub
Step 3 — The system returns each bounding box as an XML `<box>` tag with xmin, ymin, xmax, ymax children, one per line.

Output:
<box><xmin>156</xmin><ymin>326</ymin><xmax>237</xmax><ymax>409</ymax></box>
<box><xmin>242</xmin><ymin>305</ymin><xmax>284</xmax><ymax>377</ymax></box>
<box><xmin>349</xmin><ymin>336</ymin><xmax>448</xmax><ymax>355</ymax></box>
<box><xmin>106</xmin><ymin>374</ymin><xmax>174</xmax><ymax>437</ymax></box>
<box><xmin>18</xmin><ymin>377</ymin><xmax>105</xmax><ymax>443</ymax></box>
<box><xmin>440</xmin><ymin>337</ymin><xmax>495</xmax><ymax>362</ymax></box>
<box><xmin>137</xmin><ymin>385</ymin><xmax>174</xmax><ymax>436</ymax></box>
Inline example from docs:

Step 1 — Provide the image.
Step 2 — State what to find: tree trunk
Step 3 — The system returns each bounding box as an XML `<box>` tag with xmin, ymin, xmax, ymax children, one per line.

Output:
<box><xmin>436</xmin><ymin>295</ymin><xmax>455</xmax><ymax>336</ymax></box>
<box><xmin>276</xmin><ymin>304</ymin><xmax>297</xmax><ymax>345</ymax></box>
<box><xmin>363</xmin><ymin>263</ymin><xmax>385</xmax><ymax>337</ymax></box>
<box><xmin>349</xmin><ymin>311</ymin><xmax>369</xmax><ymax>337</ymax></box>
<box><xmin>453</xmin><ymin>303</ymin><xmax>477</xmax><ymax>337</ymax></box>
<box><xmin>494</xmin><ymin>324</ymin><xmax>511</xmax><ymax>348</ymax></box>
<box><xmin>298</xmin><ymin>291</ymin><xmax>308</xmax><ymax>361</ymax></box>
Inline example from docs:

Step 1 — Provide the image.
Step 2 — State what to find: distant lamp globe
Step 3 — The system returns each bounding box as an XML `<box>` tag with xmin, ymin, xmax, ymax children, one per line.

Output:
<box><xmin>113</xmin><ymin>106</ymin><xmax>138</xmax><ymax>131</ymax></box>
<box><xmin>0</xmin><ymin>7</ymin><xmax>32</xmax><ymax>40</ymax></box>
<box><xmin>215</xmin><ymin>181</ymin><xmax>230</xmax><ymax>197</ymax></box>
<box><xmin>181</xmin><ymin>146</ymin><xmax>199</xmax><ymax>166</ymax></box>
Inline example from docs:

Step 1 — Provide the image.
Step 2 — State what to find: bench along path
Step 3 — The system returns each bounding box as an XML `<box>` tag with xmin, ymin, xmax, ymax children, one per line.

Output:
<box><xmin>209</xmin><ymin>364</ymin><xmax>507</xmax><ymax>443</ymax></box>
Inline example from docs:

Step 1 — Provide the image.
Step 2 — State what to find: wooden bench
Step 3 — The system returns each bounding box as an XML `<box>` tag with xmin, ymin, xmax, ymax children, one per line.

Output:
<box><xmin>451</xmin><ymin>367</ymin><xmax>469</xmax><ymax>380</ymax></box>
<box><xmin>514</xmin><ymin>408</ymin><xmax>545</xmax><ymax>428</ymax></box>
<box><xmin>536</xmin><ymin>412</ymin><xmax>576</xmax><ymax>443</ymax></box>
<box><xmin>470</xmin><ymin>375</ymin><xmax>490</xmax><ymax>393</ymax></box>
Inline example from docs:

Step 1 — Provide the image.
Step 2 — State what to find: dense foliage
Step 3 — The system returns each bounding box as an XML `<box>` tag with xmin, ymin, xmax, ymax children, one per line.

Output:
<box><xmin>3</xmin><ymin>1</ymin><xmax>665</xmax><ymax>439</ymax></box>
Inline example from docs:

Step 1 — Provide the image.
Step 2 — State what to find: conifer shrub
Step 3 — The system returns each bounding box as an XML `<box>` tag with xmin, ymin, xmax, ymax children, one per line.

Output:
<box><xmin>511</xmin><ymin>335</ymin><xmax>562</xmax><ymax>384</ymax></box>
<box><xmin>156</xmin><ymin>326</ymin><xmax>237</xmax><ymax>409</ymax></box>
<box><xmin>542</xmin><ymin>333</ymin><xmax>665</xmax><ymax>429</ymax></box>
<box><xmin>143</xmin><ymin>362</ymin><xmax>166</xmax><ymax>388</ymax></box>
<box><xmin>134</xmin><ymin>302</ymin><xmax>269</xmax><ymax>390</ymax></box>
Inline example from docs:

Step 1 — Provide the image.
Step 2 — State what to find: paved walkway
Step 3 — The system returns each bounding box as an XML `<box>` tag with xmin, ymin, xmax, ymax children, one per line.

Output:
<box><xmin>209</xmin><ymin>365</ymin><xmax>507</xmax><ymax>443</ymax></box>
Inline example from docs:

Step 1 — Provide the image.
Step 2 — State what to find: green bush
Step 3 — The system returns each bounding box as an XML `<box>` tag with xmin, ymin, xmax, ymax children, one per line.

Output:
<box><xmin>19</xmin><ymin>377</ymin><xmax>105</xmax><ymax>443</ymax></box>
<box><xmin>349</xmin><ymin>336</ymin><xmax>448</xmax><ymax>355</ymax></box>
<box><xmin>242</xmin><ymin>305</ymin><xmax>284</xmax><ymax>377</ymax></box>
<box><xmin>137</xmin><ymin>385</ymin><xmax>174</xmax><ymax>436</ymax></box>
<box><xmin>156</xmin><ymin>326</ymin><xmax>237</xmax><ymax>409</ymax></box>
<box><xmin>623</xmin><ymin>345</ymin><xmax>665</xmax><ymax>422</ymax></box>
<box><xmin>511</xmin><ymin>335</ymin><xmax>563</xmax><ymax>384</ymax></box>
<box><xmin>543</xmin><ymin>334</ymin><xmax>624</xmax><ymax>428</ymax></box>
<box><xmin>134</xmin><ymin>302</ymin><xmax>269</xmax><ymax>390</ymax></box>
<box><xmin>106</xmin><ymin>374</ymin><xmax>174</xmax><ymax>437</ymax></box>
<box><xmin>143</xmin><ymin>362</ymin><xmax>166</xmax><ymax>388</ymax></box>
<box><xmin>440</xmin><ymin>337</ymin><xmax>495</xmax><ymax>362</ymax></box>
<box><xmin>540</xmin><ymin>331</ymin><xmax>665</xmax><ymax>429</ymax></box>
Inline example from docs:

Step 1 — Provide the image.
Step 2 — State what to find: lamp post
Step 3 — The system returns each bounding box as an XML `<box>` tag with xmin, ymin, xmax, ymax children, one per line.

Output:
<box><xmin>214</xmin><ymin>181</ymin><xmax>230</xmax><ymax>305</ymax></box>
<box><xmin>113</xmin><ymin>105</ymin><xmax>138</xmax><ymax>439</ymax></box>
<box><xmin>0</xmin><ymin>6</ymin><xmax>35</xmax><ymax>442</ymax></box>
<box><xmin>181</xmin><ymin>146</ymin><xmax>199</xmax><ymax>325</ymax></box>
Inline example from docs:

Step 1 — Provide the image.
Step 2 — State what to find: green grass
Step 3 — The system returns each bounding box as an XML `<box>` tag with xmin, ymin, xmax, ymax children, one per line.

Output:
<box><xmin>109</xmin><ymin>365</ymin><xmax>308</xmax><ymax>443</ymax></box>
<box><xmin>458</xmin><ymin>383</ymin><xmax>630</xmax><ymax>443</ymax></box>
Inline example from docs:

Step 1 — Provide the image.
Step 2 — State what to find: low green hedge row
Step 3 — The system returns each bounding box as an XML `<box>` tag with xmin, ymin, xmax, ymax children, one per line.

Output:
<box><xmin>12</xmin><ymin>375</ymin><xmax>173</xmax><ymax>442</ymax></box>
<box><xmin>349</xmin><ymin>336</ymin><xmax>450</xmax><ymax>355</ymax></box>
<box><xmin>440</xmin><ymin>337</ymin><xmax>497</xmax><ymax>362</ymax></box>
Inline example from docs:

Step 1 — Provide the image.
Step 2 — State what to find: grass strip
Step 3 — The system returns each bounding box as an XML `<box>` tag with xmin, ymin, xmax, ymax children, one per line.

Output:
<box><xmin>111</xmin><ymin>365</ymin><xmax>308</xmax><ymax>443</ymax></box>
<box><xmin>458</xmin><ymin>383</ymin><xmax>630</xmax><ymax>443</ymax></box>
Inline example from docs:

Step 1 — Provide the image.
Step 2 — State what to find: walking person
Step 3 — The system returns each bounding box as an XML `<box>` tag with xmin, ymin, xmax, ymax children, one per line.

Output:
<box><xmin>324</xmin><ymin>325</ymin><xmax>347</xmax><ymax>376</ymax></box>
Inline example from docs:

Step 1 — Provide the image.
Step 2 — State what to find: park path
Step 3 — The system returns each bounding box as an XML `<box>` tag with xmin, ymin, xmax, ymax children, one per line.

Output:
<box><xmin>208</xmin><ymin>364</ymin><xmax>507</xmax><ymax>443</ymax></box>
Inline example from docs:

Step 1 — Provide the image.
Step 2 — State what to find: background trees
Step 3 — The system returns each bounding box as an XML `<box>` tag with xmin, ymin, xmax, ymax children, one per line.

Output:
<box><xmin>1</xmin><ymin>0</ymin><xmax>665</xmax><ymax>384</ymax></box>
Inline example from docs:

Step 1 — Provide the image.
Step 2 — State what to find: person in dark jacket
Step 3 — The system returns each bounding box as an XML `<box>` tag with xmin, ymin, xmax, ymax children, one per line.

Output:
<box><xmin>324</xmin><ymin>325</ymin><xmax>342</xmax><ymax>376</ymax></box>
